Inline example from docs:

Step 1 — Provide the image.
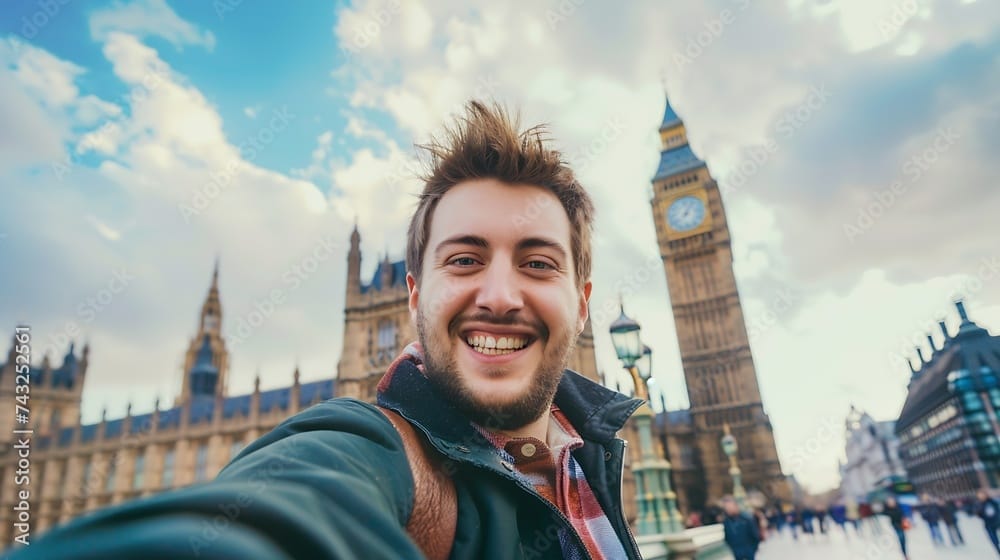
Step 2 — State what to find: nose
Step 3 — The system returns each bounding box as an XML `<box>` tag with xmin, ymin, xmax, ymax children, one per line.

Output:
<box><xmin>475</xmin><ymin>260</ymin><xmax>523</xmax><ymax>316</ymax></box>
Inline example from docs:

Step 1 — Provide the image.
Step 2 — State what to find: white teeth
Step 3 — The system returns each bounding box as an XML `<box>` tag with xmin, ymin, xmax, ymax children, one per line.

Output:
<box><xmin>465</xmin><ymin>334</ymin><xmax>529</xmax><ymax>354</ymax></box>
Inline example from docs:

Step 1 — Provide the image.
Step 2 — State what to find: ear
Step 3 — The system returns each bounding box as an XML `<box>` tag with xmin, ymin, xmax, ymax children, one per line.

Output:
<box><xmin>406</xmin><ymin>272</ymin><xmax>420</xmax><ymax>324</ymax></box>
<box><xmin>577</xmin><ymin>280</ymin><xmax>592</xmax><ymax>334</ymax></box>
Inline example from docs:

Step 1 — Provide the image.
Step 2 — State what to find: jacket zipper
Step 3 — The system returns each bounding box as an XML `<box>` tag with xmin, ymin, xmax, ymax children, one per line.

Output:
<box><xmin>615</xmin><ymin>439</ymin><xmax>643</xmax><ymax>560</ymax></box>
<box><xmin>507</xmin><ymin>474</ymin><xmax>594</xmax><ymax>560</ymax></box>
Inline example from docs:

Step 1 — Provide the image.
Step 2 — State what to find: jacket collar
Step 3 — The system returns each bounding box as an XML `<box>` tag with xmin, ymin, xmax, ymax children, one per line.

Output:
<box><xmin>375</xmin><ymin>343</ymin><xmax>642</xmax><ymax>446</ymax></box>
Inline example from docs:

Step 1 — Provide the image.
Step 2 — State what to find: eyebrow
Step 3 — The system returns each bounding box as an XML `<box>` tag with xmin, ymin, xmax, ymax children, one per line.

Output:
<box><xmin>434</xmin><ymin>235</ymin><xmax>568</xmax><ymax>260</ymax></box>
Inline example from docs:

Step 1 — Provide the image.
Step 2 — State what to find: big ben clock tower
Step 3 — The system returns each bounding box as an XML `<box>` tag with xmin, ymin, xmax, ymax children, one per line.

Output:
<box><xmin>650</xmin><ymin>94</ymin><xmax>784</xmax><ymax>504</ymax></box>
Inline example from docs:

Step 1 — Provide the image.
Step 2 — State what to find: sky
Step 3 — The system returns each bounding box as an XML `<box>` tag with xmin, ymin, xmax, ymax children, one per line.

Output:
<box><xmin>0</xmin><ymin>0</ymin><xmax>998</xmax><ymax>493</ymax></box>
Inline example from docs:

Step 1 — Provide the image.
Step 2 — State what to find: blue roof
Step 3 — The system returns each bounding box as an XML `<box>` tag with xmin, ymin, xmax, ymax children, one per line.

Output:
<box><xmin>159</xmin><ymin>407</ymin><xmax>181</xmax><ymax>430</ymax></box>
<box><xmin>652</xmin><ymin>145</ymin><xmax>706</xmax><ymax>181</ymax></box>
<box><xmin>224</xmin><ymin>395</ymin><xmax>251</xmax><ymax>419</ymax></box>
<box><xmin>189</xmin><ymin>397</ymin><xmax>217</xmax><ymax>425</ymax></box>
<box><xmin>660</xmin><ymin>96</ymin><xmax>682</xmax><ymax>130</ymax></box>
<box><xmin>44</xmin><ymin>378</ymin><xmax>339</xmax><ymax>449</ymax></box>
<box><xmin>361</xmin><ymin>260</ymin><xmax>407</xmax><ymax>294</ymax></box>
<box><xmin>300</xmin><ymin>379</ymin><xmax>336</xmax><ymax>406</ymax></box>
<box><xmin>80</xmin><ymin>423</ymin><xmax>99</xmax><ymax>443</ymax></box>
<box><xmin>656</xmin><ymin>408</ymin><xmax>692</xmax><ymax>429</ymax></box>
<box><xmin>104</xmin><ymin>418</ymin><xmax>124</xmax><ymax>438</ymax></box>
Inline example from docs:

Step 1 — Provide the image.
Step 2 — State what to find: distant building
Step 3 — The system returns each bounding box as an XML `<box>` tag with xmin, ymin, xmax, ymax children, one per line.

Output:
<box><xmin>895</xmin><ymin>301</ymin><xmax>1000</xmax><ymax>500</ymax></box>
<box><xmin>840</xmin><ymin>405</ymin><xmax>906</xmax><ymax>503</ymax></box>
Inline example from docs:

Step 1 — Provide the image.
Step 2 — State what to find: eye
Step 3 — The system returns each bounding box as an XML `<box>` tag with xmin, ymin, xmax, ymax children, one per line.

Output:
<box><xmin>525</xmin><ymin>260</ymin><xmax>555</xmax><ymax>271</ymax></box>
<box><xmin>448</xmin><ymin>256</ymin><xmax>479</xmax><ymax>267</ymax></box>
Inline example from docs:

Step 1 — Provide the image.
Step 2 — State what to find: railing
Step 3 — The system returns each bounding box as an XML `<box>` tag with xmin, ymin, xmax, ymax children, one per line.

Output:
<box><xmin>637</xmin><ymin>524</ymin><xmax>730</xmax><ymax>560</ymax></box>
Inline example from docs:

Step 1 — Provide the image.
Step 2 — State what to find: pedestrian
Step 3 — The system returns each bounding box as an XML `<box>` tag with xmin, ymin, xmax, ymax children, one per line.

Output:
<box><xmin>830</xmin><ymin>503</ymin><xmax>848</xmax><ymax>535</ymax></box>
<box><xmin>939</xmin><ymin>498</ymin><xmax>964</xmax><ymax>546</ymax></box>
<box><xmin>846</xmin><ymin>498</ymin><xmax>861</xmax><ymax>535</ymax></box>
<box><xmin>786</xmin><ymin>507</ymin><xmax>800</xmax><ymax>540</ymax></box>
<box><xmin>722</xmin><ymin>497</ymin><xmax>762</xmax><ymax>560</ymax></box>
<box><xmin>881</xmin><ymin>497</ymin><xmax>911</xmax><ymax>560</ymax></box>
<box><xmin>919</xmin><ymin>494</ymin><xmax>945</xmax><ymax>546</ymax></box>
<box><xmin>977</xmin><ymin>489</ymin><xmax>1000</xmax><ymax>556</ymax></box>
<box><xmin>5</xmin><ymin>101</ymin><xmax>644</xmax><ymax>559</ymax></box>
<box><xmin>753</xmin><ymin>508</ymin><xmax>769</xmax><ymax>542</ymax></box>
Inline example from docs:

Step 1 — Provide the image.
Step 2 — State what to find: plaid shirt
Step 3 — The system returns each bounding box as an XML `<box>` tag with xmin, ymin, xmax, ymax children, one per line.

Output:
<box><xmin>475</xmin><ymin>406</ymin><xmax>628</xmax><ymax>560</ymax></box>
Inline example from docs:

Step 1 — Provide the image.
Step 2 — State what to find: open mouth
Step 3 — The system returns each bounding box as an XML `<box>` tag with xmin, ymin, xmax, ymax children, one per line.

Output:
<box><xmin>463</xmin><ymin>333</ymin><xmax>535</xmax><ymax>356</ymax></box>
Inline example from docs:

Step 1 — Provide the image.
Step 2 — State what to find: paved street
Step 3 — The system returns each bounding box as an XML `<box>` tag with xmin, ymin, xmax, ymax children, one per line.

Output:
<box><xmin>747</xmin><ymin>514</ymin><xmax>999</xmax><ymax>560</ymax></box>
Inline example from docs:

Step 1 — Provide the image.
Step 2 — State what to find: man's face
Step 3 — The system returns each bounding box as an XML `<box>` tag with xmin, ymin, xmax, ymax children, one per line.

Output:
<box><xmin>723</xmin><ymin>500</ymin><xmax>739</xmax><ymax>516</ymax></box>
<box><xmin>979</xmin><ymin>490</ymin><xmax>988</xmax><ymax>502</ymax></box>
<box><xmin>407</xmin><ymin>179</ymin><xmax>591</xmax><ymax>430</ymax></box>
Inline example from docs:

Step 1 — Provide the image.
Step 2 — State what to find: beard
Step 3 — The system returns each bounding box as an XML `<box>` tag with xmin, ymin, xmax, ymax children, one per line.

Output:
<box><xmin>416</xmin><ymin>307</ymin><xmax>576</xmax><ymax>431</ymax></box>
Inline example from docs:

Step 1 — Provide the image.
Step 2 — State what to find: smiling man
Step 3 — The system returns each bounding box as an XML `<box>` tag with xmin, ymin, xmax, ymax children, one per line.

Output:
<box><xmin>8</xmin><ymin>102</ymin><xmax>642</xmax><ymax>559</ymax></box>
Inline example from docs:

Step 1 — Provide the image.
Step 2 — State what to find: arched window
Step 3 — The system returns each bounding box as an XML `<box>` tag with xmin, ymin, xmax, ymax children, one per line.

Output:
<box><xmin>377</xmin><ymin>319</ymin><xmax>397</xmax><ymax>361</ymax></box>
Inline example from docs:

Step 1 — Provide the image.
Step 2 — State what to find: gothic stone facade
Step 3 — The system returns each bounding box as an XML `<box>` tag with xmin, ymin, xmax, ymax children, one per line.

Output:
<box><xmin>649</xmin><ymin>96</ymin><xmax>787</xmax><ymax>512</ymax></box>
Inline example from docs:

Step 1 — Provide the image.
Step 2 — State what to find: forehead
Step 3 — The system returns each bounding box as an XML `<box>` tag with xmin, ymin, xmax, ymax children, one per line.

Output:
<box><xmin>429</xmin><ymin>178</ymin><xmax>572</xmax><ymax>248</ymax></box>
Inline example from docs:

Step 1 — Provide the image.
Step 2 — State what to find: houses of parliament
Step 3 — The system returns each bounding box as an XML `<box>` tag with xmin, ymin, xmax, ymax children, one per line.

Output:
<box><xmin>0</xmin><ymin>96</ymin><xmax>786</xmax><ymax>543</ymax></box>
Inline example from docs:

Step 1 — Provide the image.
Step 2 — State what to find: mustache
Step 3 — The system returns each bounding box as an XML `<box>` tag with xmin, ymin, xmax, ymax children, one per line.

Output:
<box><xmin>449</xmin><ymin>311</ymin><xmax>548</xmax><ymax>339</ymax></box>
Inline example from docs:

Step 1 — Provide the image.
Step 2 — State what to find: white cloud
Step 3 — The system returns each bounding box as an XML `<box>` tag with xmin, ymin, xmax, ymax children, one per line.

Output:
<box><xmin>90</xmin><ymin>0</ymin><xmax>216</xmax><ymax>49</ymax></box>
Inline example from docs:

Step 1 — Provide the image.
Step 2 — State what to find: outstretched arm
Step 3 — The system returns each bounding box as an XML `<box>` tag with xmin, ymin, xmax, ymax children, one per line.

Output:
<box><xmin>5</xmin><ymin>399</ymin><xmax>423</xmax><ymax>560</ymax></box>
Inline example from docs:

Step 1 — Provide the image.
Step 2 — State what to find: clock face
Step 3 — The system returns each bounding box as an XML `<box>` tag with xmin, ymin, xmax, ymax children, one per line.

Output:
<box><xmin>667</xmin><ymin>195</ymin><xmax>706</xmax><ymax>232</ymax></box>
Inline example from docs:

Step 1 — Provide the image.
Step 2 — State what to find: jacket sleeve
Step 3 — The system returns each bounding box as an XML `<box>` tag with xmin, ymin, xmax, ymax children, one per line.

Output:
<box><xmin>4</xmin><ymin>399</ymin><xmax>424</xmax><ymax>560</ymax></box>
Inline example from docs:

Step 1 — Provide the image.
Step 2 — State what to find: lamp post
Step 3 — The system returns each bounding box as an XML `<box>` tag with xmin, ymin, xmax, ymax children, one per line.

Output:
<box><xmin>720</xmin><ymin>423</ymin><xmax>747</xmax><ymax>511</ymax></box>
<box><xmin>610</xmin><ymin>304</ymin><xmax>682</xmax><ymax>535</ymax></box>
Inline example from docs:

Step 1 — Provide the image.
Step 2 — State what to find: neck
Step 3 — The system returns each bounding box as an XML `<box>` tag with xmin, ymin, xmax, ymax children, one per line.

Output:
<box><xmin>495</xmin><ymin>408</ymin><xmax>551</xmax><ymax>441</ymax></box>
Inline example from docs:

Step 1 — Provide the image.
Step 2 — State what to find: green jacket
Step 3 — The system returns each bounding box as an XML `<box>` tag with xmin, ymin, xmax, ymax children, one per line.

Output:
<box><xmin>7</xmin><ymin>360</ymin><xmax>642</xmax><ymax>559</ymax></box>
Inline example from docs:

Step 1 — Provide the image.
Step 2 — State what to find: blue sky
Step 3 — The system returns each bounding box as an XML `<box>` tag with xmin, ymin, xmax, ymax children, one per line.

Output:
<box><xmin>1</xmin><ymin>0</ymin><xmax>998</xmax><ymax>492</ymax></box>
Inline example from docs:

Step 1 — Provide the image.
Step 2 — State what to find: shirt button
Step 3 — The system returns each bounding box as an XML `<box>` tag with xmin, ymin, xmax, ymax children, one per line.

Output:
<box><xmin>604</xmin><ymin>451</ymin><xmax>612</xmax><ymax>461</ymax></box>
<box><xmin>521</xmin><ymin>443</ymin><xmax>537</xmax><ymax>457</ymax></box>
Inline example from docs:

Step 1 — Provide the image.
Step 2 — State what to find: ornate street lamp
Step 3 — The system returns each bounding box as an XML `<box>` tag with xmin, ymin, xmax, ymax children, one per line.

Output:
<box><xmin>610</xmin><ymin>304</ymin><xmax>682</xmax><ymax>535</ymax></box>
<box><xmin>721</xmin><ymin>423</ymin><xmax>747</xmax><ymax>511</ymax></box>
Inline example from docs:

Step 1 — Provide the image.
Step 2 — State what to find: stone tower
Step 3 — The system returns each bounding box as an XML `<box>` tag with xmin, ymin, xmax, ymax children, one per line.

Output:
<box><xmin>649</xmin><ymin>93</ymin><xmax>784</xmax><ymax>504</ymax></box>
<box><xmin>177</xmin><ymin>260</ymin><xmax>229</xmax><ymax>404</ymax></box>
<box><xmin>0</xmin><ymin>339</ymin><xmax>88</xmax><ymax>445</ymax></box>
